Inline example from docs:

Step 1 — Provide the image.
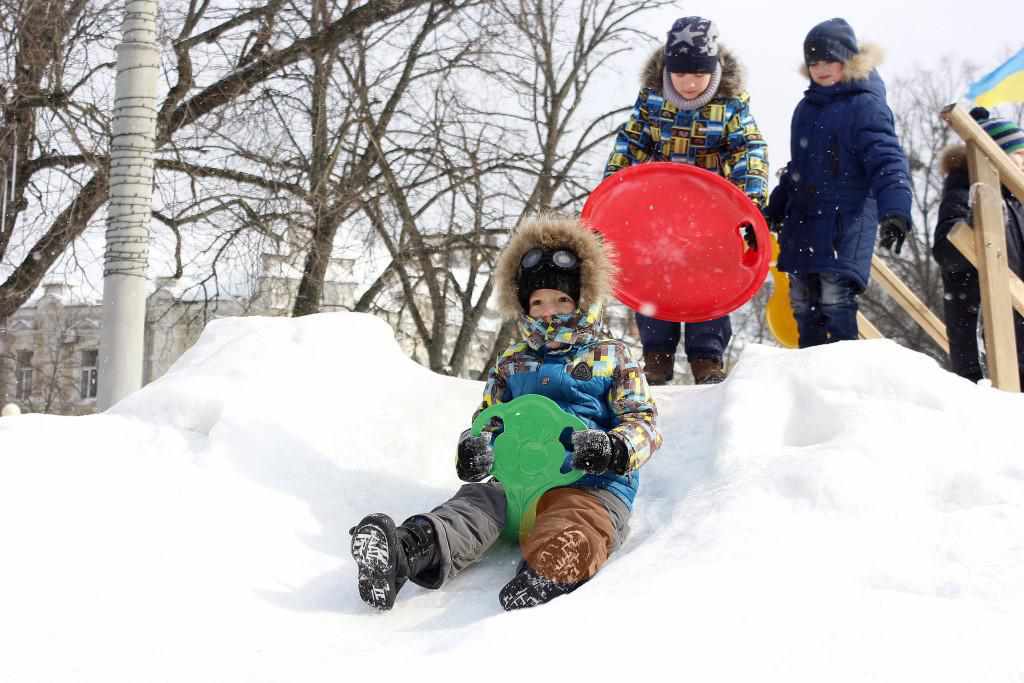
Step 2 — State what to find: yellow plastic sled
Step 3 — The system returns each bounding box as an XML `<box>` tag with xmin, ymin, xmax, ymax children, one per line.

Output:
<box><xmin>766</xmin><ymin>233</ymin><xmax>799</xmax><ymax>349</ymax></box>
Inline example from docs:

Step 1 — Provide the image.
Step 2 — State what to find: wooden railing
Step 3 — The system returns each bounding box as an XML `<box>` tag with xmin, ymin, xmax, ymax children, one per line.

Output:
<box><xmin>841</xmin><ymin>104</ymin><xmax>1023</xmax><ymax>392</ymax></box>
<box><xmin>857</xmin><ymin>256</ymin><xmax>949</xmax><ymax>353</ymax></box>
<box><xmin>937</xmin><ymin>104</ymin><xmax>1024</xmax><ymax>392</ymax></box>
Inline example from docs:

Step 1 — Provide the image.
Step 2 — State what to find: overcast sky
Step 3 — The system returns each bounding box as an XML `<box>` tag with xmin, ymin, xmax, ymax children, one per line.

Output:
<box><xmin>589</xmin><ymin>0</ymin><xmax>1023</xmax><ymax>183</ymax></box>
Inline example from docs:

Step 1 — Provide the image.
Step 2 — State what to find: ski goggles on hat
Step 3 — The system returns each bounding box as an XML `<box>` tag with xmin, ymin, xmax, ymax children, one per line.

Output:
<box><xmin>519</xmin><ymin>247</ymin><xmax>579</xmax><ymax>272</ymax></box>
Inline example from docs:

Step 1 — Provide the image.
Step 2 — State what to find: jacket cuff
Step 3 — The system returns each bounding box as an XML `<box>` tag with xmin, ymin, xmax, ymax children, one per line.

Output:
<box><xmin>607</xmin><ymin>431</ymin><xmax>630</xmax><ymax>475</ymax></box>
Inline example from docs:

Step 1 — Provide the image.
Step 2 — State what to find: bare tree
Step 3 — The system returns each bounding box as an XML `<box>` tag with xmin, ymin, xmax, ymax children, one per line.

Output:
<box><xmin>488</xmin><ymin>0</ymin><xmax>671</xmax><ymax>211</ymax></box>
<box><xmin>308</xmin><ymin>0</ymin><xmax>672</xmax><ymax>378</ymax></box>
<box><xmin>0</xmin><ymin>0</ymin><xmax>117</xmax><ymax>312</ymax></box>
<box><xmin>0</xmin><ymin>0</ymin><xmax>457</xmax><ymax>320</ymax></box>
<box><xmin>344</xmin><ymin>3</ymin><xmax>526</xmax><ymax>374</ymax></box>
<box><xmin>472</xmin><ymin>0</ymin><xmax>671</xmax><ymax>377</ymax></box>
<box><xmin>288</xmin><ymin>0</ymin><xmax>485</xmax><ymax>318</ymax></box>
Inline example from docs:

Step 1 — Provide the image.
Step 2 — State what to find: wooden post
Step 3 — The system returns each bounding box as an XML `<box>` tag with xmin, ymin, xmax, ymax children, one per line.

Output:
<box><xmin>857</xmin><ymin>312</ymin><xmax>883</xmax><ymax>340</ymax></box>
<box><xmin>964</xmin><ymin>145</ymin><xmax>1020</xmax><ymax>392</ymax></box>
<box><xmin>948</xmin><ymin>221</ymin><xmax>1024</xmax><ymax>316</ymax></box>
<box><xmin>869</xmin><ymin>256</ymin><xmax>949</xmax><ymax>352</ymax></box>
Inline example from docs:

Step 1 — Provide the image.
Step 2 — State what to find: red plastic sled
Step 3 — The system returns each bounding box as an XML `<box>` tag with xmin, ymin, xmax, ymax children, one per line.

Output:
<box><xmin>582</xmin><ymin>162</ymin><xmax>770</xmax><ymax>323</ymax></box>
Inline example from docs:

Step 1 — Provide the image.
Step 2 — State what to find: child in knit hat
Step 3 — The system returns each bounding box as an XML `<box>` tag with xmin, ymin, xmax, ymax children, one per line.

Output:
<box><xmin>604</xmin><ymin>15</ymin><xmax>769</xmax><ymax>386</ymax></box>
<box><xmin>933</xmin><ymin>107</ymin><xmax>1024</xmax><ymax>385</ymax></box>
<box><xmin>349</xmin><ymin>214</ymin><xmax>662</xmax><ymax>612</ymax></box>
<box><xmin>765</xmin><ymin>17</ymin><xmax>912</xmax><ymax>347</ymax></box>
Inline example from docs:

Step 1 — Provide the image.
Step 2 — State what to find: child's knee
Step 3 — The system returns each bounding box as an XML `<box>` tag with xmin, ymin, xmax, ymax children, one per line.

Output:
<box><xmin>788</xmin><ymin>276</ymin><xmax>817</xmax><ymax>313</ymax></box>
<box><xmin>530</xmin><ymin>488</ymin><xmax>617</xmax><ymax>552</ymax></box>
<box><xmin>819</xmin><ymin>273</ymin><xmax>858</xmax><ymax>307</ymax></box>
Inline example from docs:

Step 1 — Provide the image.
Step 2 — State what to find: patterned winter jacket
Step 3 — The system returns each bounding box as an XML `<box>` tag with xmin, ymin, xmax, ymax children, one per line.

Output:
<box><xmin>604</xmin><ymin>46</ymin><xmax>769</xmax><ymax>207</ymax></box>
<box><xmin>475</xmin><ymin>303</ymin><xmax>662</xmax><ymax>508</ymax></box>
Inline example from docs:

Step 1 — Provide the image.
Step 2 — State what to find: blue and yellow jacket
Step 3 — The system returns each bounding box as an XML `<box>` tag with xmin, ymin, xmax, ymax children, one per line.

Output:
<box><xmin>476</xmin><ymin>304</ymin><xmax>662</xmax><ymax>508</ymax></box>
<box><xmin>605</xmin><ymin>46</ymin><xmax>769</xmax><ymax>207</ymax></box>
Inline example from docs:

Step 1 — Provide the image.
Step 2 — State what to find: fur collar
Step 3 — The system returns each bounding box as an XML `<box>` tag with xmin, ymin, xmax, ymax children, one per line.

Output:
<box><xmin>494</xmin><ymin>214</ymin><xmax>618</xmax><ymax>319</ymax></box>
<box><xmin>798</xmin><ymin>42</ymin><xmax>885</xmax><ymax>82</ymax></box>
<box><xmin>940</xmin><ymin>144</ymin><xmax>968</xmax><ymax>176</ymax></box>
<box><xmin>641</xmin><ymin>44</ymin><xmax>745</xmax><ymax>98</ymax></box>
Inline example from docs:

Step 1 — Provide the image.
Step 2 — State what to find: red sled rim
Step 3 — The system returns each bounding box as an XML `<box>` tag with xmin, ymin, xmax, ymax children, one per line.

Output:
<box><xmin>582</xmin><ymin>162</ymin><xmax>770</xmax><ymax>323</ymax></box>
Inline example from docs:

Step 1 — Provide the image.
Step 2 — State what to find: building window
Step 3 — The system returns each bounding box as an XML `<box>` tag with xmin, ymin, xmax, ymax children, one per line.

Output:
<box><xmin>80</xmin><ymin>349</ymin><xmax>98</xmax><ymax>400</ymax></box>
<box><xmin>15</xmin><ymin>350</ymin><xmax>33</xmax><ymax>400</ymax></box>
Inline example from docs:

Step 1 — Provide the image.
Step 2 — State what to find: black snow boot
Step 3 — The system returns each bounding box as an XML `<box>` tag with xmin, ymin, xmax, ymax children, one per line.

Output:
<box><xmin>498</xmin><ymin>560</ymin><xmax>583</xmax><ymax>611</ymax></box>
<box><xmin>349</xmin><ymin>513</ymin><xmax>439</xmax><ymax>611</ymax></box>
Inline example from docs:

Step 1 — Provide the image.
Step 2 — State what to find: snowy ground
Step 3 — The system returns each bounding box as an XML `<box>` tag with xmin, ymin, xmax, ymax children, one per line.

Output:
<box><xmin>1</xmin><ymin>312</ymin><xmax>1022</xmax><ymax>681</ymax></box>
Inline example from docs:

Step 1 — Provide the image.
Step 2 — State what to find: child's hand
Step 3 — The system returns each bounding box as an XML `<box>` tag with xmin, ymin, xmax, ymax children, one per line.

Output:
<box><xmin>760</xmin><ymin>205</ymin><xmax>781</xmax><ymax>234</ymax></box>
<box><xmin>456</xmin><ymin>430</ymin><xmax>495</xmax><ymax>482</ymax></box>
<box><xmin>570</xmin><ymin>430</ymin><xmax>628</xmax><ymax>476</ymax></box>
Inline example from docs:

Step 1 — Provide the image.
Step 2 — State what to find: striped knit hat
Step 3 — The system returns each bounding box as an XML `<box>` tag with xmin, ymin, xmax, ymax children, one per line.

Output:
<box><xmin>971</xmin><ymin>107</ymin><xmax>1024</xmax><ymax>155</ymax></box>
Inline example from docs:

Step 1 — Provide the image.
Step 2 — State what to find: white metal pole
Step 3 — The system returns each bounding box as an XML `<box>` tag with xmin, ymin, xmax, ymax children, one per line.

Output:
<box><xmin>98</xmin><ymin>0</ymin><xmax>159</xmax><ymax>410</ymax></box>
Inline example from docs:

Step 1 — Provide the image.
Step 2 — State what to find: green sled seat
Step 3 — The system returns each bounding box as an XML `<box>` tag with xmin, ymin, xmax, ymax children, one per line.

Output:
<box><xmin>472</xmin><ymin>394</ymin><xmax>586</xmax><ymax>543</ymax></box>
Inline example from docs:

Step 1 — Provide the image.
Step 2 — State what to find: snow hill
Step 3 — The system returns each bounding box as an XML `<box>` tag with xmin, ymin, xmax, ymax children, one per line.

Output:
<box><xmin>1</xmin><ymin>312</ymin><xmax>1021</xmax><ymax>681</ymax></box>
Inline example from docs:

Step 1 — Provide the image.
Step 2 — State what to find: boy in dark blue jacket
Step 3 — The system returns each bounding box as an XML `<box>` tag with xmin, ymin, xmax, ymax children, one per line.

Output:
<box><xmin>766</xmin><ymin>18</ymin><xmax>912</xmax><ymax>347</ymax></box>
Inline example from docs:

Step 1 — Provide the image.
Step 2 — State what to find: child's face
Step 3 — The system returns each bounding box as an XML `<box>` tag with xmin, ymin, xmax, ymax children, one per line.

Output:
<box><xmin>808</xmin><ymin>60</ymin><xmax>844</xmax><ymax>86</ymax></box>
<box><xmin>1010</xmin><ymin>150</ymin><xmax>1024</xmax><ymax>172</ymax></box>
<box><xmin>669</xmin><ymin>72</ymin><xmax>713</xmax><ymax>100</ymax></box>
<box><xmin>527</xmin><ymin>289</ymin><xmax>576</xmax><ymax>321</ymax></box>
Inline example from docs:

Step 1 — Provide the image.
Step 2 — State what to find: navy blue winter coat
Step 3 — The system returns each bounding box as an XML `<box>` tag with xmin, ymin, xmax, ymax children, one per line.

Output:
<box><xmin>767</xmin><ymin>45</ymin><xmax>912</xmax><ymax>290</ymax></box>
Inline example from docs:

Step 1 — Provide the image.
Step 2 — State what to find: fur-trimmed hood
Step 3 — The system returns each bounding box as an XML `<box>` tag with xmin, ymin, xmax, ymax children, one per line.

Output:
<box><xmin>494</xmin><ymin>214</ymin><xmax>617</xmax><ymax>319</ymax></box>
<box><xmin>939</xmin><ymin>143</ymin><xmax>968</xmax><ymax>176</ymax></box>
<box><xmin>799</xmin><ymin>42</ymin><xmax>884</xmax><ymax>82</ymax></box>
<box><xmin>641</xmin><ymin>44</ymin><xmax>745</xmax><ymax>98</ymax></box>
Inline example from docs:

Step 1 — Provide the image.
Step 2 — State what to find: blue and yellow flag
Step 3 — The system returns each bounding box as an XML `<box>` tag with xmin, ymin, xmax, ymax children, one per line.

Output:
<box><xmin>967</xmin><ymin>49</ymin><xmax>1024</xmax><ymax>108</ymax></box>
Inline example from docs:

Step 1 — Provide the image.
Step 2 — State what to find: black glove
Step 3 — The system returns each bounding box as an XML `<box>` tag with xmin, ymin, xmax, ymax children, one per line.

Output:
<box><xmin>568</xmin><ymin>429</ymin><xmax>629</xmax><ymax>476</ymax></box>
<box><xmin>878</xmin><ymin>215</ymin><xmax>909</xmax><ymax>255</ymax></box>
<box><xmin>757</xmin><ymin>205</ymin><xmax>779</xmax><ymax>235</ymax></box>
<box><xmin>456</xmin><ymin>429</ymin><xmax>494</xmax><ymax>482</ymax></box>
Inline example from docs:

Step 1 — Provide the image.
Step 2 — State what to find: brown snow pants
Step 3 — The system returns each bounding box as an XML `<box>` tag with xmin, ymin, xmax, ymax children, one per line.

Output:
<box><xmin>412</xmin><ymin>482</ymin><xmax>629</xmax><ymax>589</ymax></box>
<box><xmin>520</xmin><ymin>487</ymin><xmax>620</xmax><ymax>584</ymax></box>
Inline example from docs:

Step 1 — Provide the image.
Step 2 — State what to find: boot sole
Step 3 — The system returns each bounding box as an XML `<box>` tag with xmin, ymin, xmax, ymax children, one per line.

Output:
<box><xmin>350</xmin><ymin>517</ymin><xmax>400</xmax><ymax>611</ymax></box>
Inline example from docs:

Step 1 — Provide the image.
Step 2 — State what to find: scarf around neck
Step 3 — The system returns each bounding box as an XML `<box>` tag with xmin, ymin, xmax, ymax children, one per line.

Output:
<box><xmin>662</xmin><ymin>61</ymin><xmax>722</xmax><ymax>111</ymax></box>
<box><xmin>518</xmin><ymin>303</ymin><xmax>604</xmax><ymax>352</ymax></box>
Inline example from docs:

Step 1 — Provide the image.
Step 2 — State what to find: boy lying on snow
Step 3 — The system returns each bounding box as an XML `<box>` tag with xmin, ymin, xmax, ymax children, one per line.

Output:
<box><xmin>350</xmin><ymin>214</ymin><xmax>663</xmax><ymax>611</ymax></box>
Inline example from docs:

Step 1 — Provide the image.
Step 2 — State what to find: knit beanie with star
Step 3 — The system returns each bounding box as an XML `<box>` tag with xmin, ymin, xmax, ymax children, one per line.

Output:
<box><xmin>664</xmin><ymin>16</ymin><xmax>720</xmax><ymax>74</ymax></box>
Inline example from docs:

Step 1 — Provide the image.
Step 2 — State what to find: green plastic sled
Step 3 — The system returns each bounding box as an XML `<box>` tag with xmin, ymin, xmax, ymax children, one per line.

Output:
<box><xmin>472</xmin><ymin>394</ymin><xmax>586</xmax><ymax>543</ymax></box>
